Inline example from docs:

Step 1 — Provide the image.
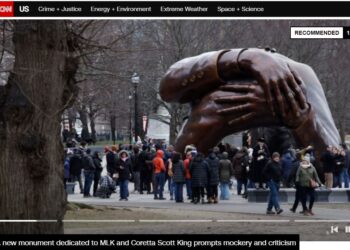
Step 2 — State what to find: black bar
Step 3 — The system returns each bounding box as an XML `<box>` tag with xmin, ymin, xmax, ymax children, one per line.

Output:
<box><xmin>0</xmin><ymin>234</ymin><xmax>299</xmax><ymax>249</ymax></box>
<box><xmin>10</xmin><ymin>1</ymin><xmax>350</xmax><ymax>17</ymax></box>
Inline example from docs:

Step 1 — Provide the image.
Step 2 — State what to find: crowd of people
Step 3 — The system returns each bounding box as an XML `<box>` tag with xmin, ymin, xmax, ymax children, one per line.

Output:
<box><xmin>63</xmin><ymin>138</ymin><xmax>350</xmax><ymax>216</ymax></box>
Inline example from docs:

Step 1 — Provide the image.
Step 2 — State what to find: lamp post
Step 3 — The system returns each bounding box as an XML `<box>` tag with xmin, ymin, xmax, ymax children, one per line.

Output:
<box><xmin>128</xmin><ymin>94</ymin><xmax>132</xmax><ymax>144</ymax></box>
<box><xmin>131</xmin><ymin>73</ymin><xmax>140</xmax><ymax>144</ymax></box>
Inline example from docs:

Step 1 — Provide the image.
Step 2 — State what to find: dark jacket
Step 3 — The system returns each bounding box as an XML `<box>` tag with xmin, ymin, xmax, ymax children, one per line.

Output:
<box><xmin>64</xmin><ymin>157</ymin><xmax>70</xmax><ymax>179</ymax></box>
<box><xmin>190</xmin><ymin>154</ymin><xmax>209</xmax><ymax>188</ymax></box>
<box><xmin>334</xmin><ymin>154</ymin><xmax>345</xmax><ymax>175</ymax></box>
<box><xmin>206</xmin><ymin>153</ymin><xmax>220</xmax><ymax>186</ymax></box>
<box><xmin>82</xmin><ymin>153</ymin><xmax>95</xmax><ymax>171</ymax></box>
<box><xmin>263</xmin><ymin>160</ymin><xmax>282</xmax><ymax>183</ymax></box>
<box><xmin>106</xmin><ymin>151</ymin><xmax>118</xmax><ymax>174</ymax></box>
<box><xmin>69</xmin><ymin>153</ymin><xmax>83</xmax><ymax>176</ymax></box>
<box><xmin>287</xmin><ymin>159</ymin><xmax>301</xmax><ymax>185</ymax></box>
<box><xmin>252</xmin><ymin>144</ymin><xmax>270</xmax><ymax>181</ymax></box>
<box><xmin>345</xmin><ymin>150</ymin><xmax>350</xmax><ymax>169</ymax></box>
<box><xmin>116</xmin><ymin>150</ymin><xmax>133</xmax><ymax>181</ymax></box>
<box><xmin>281</xmin><ymin>152</ymin><xmax>294</xmax><ymax>180</ymax></box>
<box><xmin>321</xmin><ymin>151</ymin><xmax>335</xmax><ymax>173</ymax></box>
<box><xmin>232</xmin><ymin>151</ymin><xmax>249</xmax><ymax>181</ymax></box>
<box><xmin>131</xmin><ymin>152</ymin><xmax>143</xmax><ymax>172</ymax></box>
<box><xmin>172</xmin><ymin>160</ymin><xmax>186</xmax><ymax>183</ymax></box>
<box><xmin>219</xmin><ymin>152</ymin><xmax>234</xmax><ymax>183</ymax></box>
<box><xmin>93</xmin><ymin>154</ymin><xmax>103</xmax><ymax>173</ymax></box>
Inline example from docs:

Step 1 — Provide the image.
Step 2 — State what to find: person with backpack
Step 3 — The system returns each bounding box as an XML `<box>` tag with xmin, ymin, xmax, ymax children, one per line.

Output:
<box><xmin>92</xmin><ymin>151</ymin><xmax>103</xmax><ymax>197</ymax></box>
<box><xmin>82</xmin><ymin>149</ymin><xmax>96</xmax><ymax>198</ymax></box>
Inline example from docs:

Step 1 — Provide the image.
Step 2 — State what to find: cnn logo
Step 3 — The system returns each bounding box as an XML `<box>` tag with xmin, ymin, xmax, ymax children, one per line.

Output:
<box><xmin>0</xmin><ymin>1</ymin><xmax>14</xmax><ymax>17</ymax></box>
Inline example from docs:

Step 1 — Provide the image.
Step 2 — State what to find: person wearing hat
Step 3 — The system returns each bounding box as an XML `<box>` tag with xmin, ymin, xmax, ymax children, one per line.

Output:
<box><xmin>263</xmin><ymin>152</ymin><xmax>283</xmax><ymax>215</ymax></box>
<box><xmin>296</xmin><ymin>159</ymin><xmax>322</xmax><ymax>216</ymax></box>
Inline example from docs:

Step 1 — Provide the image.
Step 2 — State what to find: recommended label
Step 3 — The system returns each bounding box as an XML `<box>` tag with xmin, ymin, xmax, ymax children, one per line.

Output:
<box><xmin>291</xmin><ymin>27</ymin><xmax>343</xmax><ymax>39</ymax></box>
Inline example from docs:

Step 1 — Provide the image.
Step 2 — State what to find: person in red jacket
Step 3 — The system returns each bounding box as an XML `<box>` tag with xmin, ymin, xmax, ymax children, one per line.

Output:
<box><xmin>184</xmin><ymin>151</ymin><xmax>193</xmax><ymax>200</ymax></box>
<box><xmin>153</xmin><ymin>150</ymin><xmax>166</xmax><ymax>200</ymax></box>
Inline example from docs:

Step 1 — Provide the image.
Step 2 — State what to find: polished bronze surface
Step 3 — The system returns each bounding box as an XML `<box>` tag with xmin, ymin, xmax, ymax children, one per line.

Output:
<box><xmin>160</xmin><ymin>49</ymin><xmax>340</xmax><ymax>158</ymax></box>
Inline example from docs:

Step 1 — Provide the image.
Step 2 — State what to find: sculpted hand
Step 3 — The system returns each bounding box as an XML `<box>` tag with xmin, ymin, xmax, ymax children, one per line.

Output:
<box><xmin>238</xmin><ymin>49</ymin><xmax>308</xmax><ymax>118</ymax></box>
<box><xmin>214</xmin><ymin>77</ymin><xmax>310</xmax><ymax>129</ymax></box>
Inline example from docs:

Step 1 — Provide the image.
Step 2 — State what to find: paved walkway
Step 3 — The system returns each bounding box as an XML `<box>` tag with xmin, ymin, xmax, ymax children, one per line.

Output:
<box><xmin>68</xmin><ymin>186</ymin><xmax>350</xmax><ymax>222</ymax></box>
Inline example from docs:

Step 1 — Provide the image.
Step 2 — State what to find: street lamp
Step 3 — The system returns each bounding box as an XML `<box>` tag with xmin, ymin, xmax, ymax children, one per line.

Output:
<box><xmin>131</xmin><ymin>73</ymin><xmax>140</xmax><ymax>144</ymax></box>
<box><xmin>128</xmin><ymin>94</ymin><xmax>132</xmax><ymax>144</ymax></box>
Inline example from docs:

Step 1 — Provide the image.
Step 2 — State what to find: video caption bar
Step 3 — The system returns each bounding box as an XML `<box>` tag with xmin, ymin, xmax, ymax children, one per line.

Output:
<box><xmin>1</xmin><ymin>1</ymin><xmax>350</xmax><ymax>17</ymax></box>
<box><xmin>0</xmin><ymin>234</ymin><xmax>299</xmax><ymax>249</ymax></box>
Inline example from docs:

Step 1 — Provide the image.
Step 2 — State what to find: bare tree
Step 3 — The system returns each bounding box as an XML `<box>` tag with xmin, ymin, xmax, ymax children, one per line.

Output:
<box><xmin>0</xmin><ymin>21</ymin><xmax>79</xmax><ymax>233</ymax></box>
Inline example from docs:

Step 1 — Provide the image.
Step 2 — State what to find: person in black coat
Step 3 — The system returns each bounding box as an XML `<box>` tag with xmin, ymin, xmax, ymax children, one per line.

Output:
<box><xmin>321</xmin><ymin>146</ymin><xmax>336</xmax><ymax>189</ymax></box>
<box><xmin>106</xmin><ymin>146</ymin><xmax>118</xmax><ymax>176</ymax></box>
<box><xmin>131</xmin><ymin>146</ymin><xmax>143</xmax><ymax>193</ymax></box>
<box><xmin>190</xmin><ymin>152</ymin><xmax>209</xmax><ymax>204</ymax></box>
<box><xmin>171</xmin><ymin>152</ymin><xmax>186</xmax><ymax>203</ymax></box>
<box><xmin>116</xmin><ymin>150</ymin><xmax>133</xmax><ymax>201</ymax></box>
<box><xmin>92</xmin><ymin>151</ymin><xmax>103</xmax><ymax>197</ymax></box>
<box><xmin>206</xmin><ymin>149</ymin><xmax>220</xmax><ymax>204</ymax></box>
<box><xmin>252</xmin><ymin>138</ymin><xmax>270</xmax><ymax>189</ymax></box>
<box><xmin>69</xmin><ymin>149</ymin><xmax>84</xmax><ymax>194</ymax></box>
<box><xmin>140</xmin><ymin>145</ymin><xmax>153</xmax><ymax>194</ymax></box>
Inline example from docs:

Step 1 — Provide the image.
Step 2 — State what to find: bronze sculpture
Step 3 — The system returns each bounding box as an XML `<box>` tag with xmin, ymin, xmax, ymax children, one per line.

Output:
<box><xmin>159</xmin><ymin>48</ymin><xmax>340</xmax><ymax>161</ymax></box>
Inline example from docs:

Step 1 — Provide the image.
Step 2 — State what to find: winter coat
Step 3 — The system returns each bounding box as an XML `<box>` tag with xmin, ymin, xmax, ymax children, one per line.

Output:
<box><xmin>219</xmin><ymin>152</ymin><xmax>233</xmax><ymax>183</ymax></box>
<box><xmin>64</xmin><ymin>157</ymin><xmax>70</xmax><ymax>179</ymax></box>
<box><xmin>106</xmin><ymin>151</ymin><xmax>118</xmax><ymax>174</ymax></box>
<box><xmin>82</xmin><ymin>153</ymin><xmax>95</xmax><ymax>171</ymax></box>
<box><xmin>263</xmin><ymin>160</ymin><xmax>282</xmax><ymax>183</ymax></box>
<box><xmin>287</xmin><ymin>159</ymin><xmax>301</xmax><ymax>185</ymax></box>
<box><xmin>252</xmin><ymin>144</ymin><xmax>270</xmax><ymax>182</ymax></box>
<box><xmin>153</xmin><ymin>150</ymin><xmax>166</xmax><ymax>174</ymax></box>
<box><xmin>190</xmin><ymin>155</ymin><xmax>209</xmax><ymax>188</ymax></box>
<box><xmin>184</xmin><ymin>158</ymin><xmax>191</xmax><ymax>179</ymax></box>
<box><xmin>131</xmin><ymin>152</ymin><xmax>143</xmax><ymax>172</ymax></box>
<box><xmin>69</xmin><ymin>154</ymin><xmax>83</xmax><ymax>176</ymax></box>
<box><xmin>116</xmin><ymin>150</ymin><xmax>133</xmax><ymax>181</ymax></box>
<box><xmin>93</xmin><ymin>155</ymin><xmax>103</xmax><ymax>173</ymax></box>
<box><xmin>232</xmin><ymin>151</ymin><xmax>249</xmax><ymax>181</ymax></box>
<box><xmin>296</xmin><ymin>164</ymin><xmax>322</xmax><ymax>188</ymax></box>
<box><xmin>321</xmin><ymin>151</ymin><xmax>335</xmax><ymax>173</ymax></box>
<box><xmin>206</xmin><ymin>153</ymin><xmax>220</xmax><ymax>186</ymax></box>
<box><xmin>334</xmin><ymin>154</ymin><xmax>345</xmax><ymax>175</ymax></box>
<box><xmin>172</xmin><ymin>160</ymin><xmax>186</xmax><ymax>183</ymax></box>
<box><xmin>281</xmin><ymin>152</ymin><xmax>294</xmax><ymax>180</ymax></box>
